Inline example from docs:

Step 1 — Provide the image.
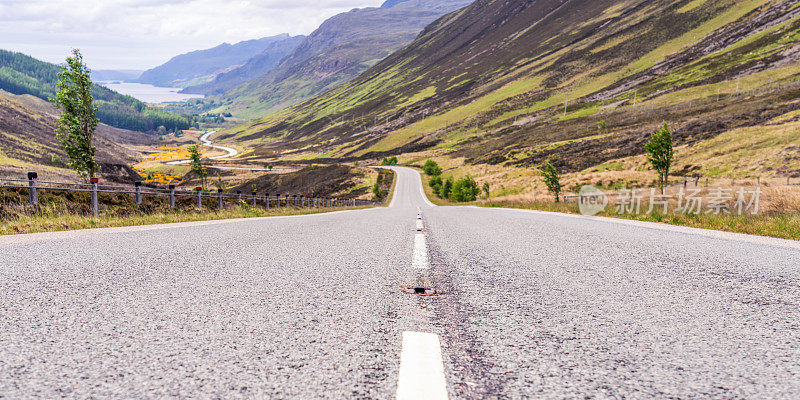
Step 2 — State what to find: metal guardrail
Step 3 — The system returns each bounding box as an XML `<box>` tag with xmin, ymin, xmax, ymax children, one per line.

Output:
<box><xmin>1</xmin><ymin>172</ymin><xmax>378</xmax><ymax>217</ymax></box>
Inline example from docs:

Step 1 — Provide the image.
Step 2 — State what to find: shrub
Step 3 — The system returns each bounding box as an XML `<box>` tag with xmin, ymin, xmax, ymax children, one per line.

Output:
<box><xmin>441</xmin><ymin>178</ymin><xmax>453</xmax><ymax>199</ymax></box>
<box><xmin>429</xmin><ymin>176</ymin><xmax>443</xmax><ymax>196</ymax></box>
<box><xmin>450</xmin><ymin>176</ymin><xmax>480</xmax><ymax>202</ymax></box>
<box><xmin>381</xmin><ymin>156</ymin><xmax>398</xmax><ymax>166</ymax></box>
<box><xmin>423</xmin><ymin>160</ymin><xmax>442</xmax><ymax>176</ymax></box>
<box><xmin>372</xmin><ymin>182</ymin><xmax>383</xmax><ymax>199</ymax></box>
<box><xmin>482</xmin><ymin>182</ymin><xmax>490</xmax><ymax>198</ymax></box>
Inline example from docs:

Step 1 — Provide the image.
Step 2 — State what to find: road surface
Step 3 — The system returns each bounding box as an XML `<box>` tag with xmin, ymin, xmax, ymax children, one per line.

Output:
<box><xmin>1</xmin><ymin>167</ymin><xmax>799</xmax><ymax>398</ymax></box>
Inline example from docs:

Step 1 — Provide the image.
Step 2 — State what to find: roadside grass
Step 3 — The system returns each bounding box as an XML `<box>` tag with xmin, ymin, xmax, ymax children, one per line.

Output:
<box><xmin>412</xmin><ymin>163</ymin><xmax>800</xmax><ymax>240</ymax></box>
<box><xmin>0</xmin><ymin>205</ymin><xmax>369</xmax><ymax>236</ymax></box>
<box><xmin>482</xmin><ymin>200</ymin><xmax>800</xmax><ymax>241</ymax></box>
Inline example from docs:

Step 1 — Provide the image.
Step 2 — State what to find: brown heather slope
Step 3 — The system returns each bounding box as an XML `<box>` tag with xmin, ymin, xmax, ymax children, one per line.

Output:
<box><xmin>0</xmin><ymin>90</ymin><xmax>158</xmax><ymax>182</ymax></box>
<box><xmin>221</xmin><ymin>0</ymin><xmax>800</xmax><ymax>181</ymax></box>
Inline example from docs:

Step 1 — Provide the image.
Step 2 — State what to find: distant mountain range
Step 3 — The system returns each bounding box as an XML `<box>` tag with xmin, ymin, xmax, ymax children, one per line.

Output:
<box><xmin>179</xmin><ymin>35</ymin><xmax>306</xmax><ymax>95</ymax></box>
<box><xmin>136</xmin><ymin>34</ymin><xmax>305</xmax><ymax>88</ymax></box>
<box><xmin>204</xmin><ymin>0</ymin><xmax>473</xmax><ymax>119</ymax></box>
<box><xmin>90</xmin><ymin>69</ymin><xmax>142</xmax><ymax>82</ymax></box>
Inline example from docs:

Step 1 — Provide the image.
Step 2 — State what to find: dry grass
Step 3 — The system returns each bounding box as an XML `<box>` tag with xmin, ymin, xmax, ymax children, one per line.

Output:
<box><xmin>0</xmin><ymin>204</ymin><xmax>367</xmax><ymax>236</ymax></box>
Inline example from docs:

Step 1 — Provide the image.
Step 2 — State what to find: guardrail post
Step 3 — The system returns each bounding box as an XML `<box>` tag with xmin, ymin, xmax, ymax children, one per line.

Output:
<box><xmin>252</xmin><ymin>191</ymin><xmax>257</xmax><ymax>207</ymax></box>
<box><xmin>196</xmin><ymin>187</ymin><xmax>202</xmax><ymax>210</ymax></box>
<box><xmin>134</xmin><ymin>181</ymin><xmax>142</xmax><ymax>204</ymax></box>
<box><xmin>90</xmin><ymin>177</ymin><xmax>99</xmax><ymax>218</ymax></box>
<box><xmin>27</xmin><ymin>172</ymin><xmax>38</xmax><ymax>205</ymax></box>
<box><xmin>263</xmin><ymin>193</ymin><xmax>268</xmax><ymax>210</ymax></box>
<box><xmin>237</xmin><ymin>190</ymin><xmax>242</xmax><ymax>201</ymax></box>
<box><xmin>353</xmin><ymin>198</ymin><xmax>356</xmax><ymax>207</ymax></box>
<box><xmin>217</xmin><ymin>189</ymin><xmax>223</xmax><ymax>209</ymax></box>
<box><xmin>169</xmin><ymin>185</ymin><xmax>176</xmax><ymax>208</ymax></box>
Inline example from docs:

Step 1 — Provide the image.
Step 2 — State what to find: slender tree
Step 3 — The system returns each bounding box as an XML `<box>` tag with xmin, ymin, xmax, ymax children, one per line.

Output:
<box><xmin>188</xmin><ymin>144</ymin><xmax>207</xmax><ymax>189</ymax></box>
<box><xmin>541</xmin><ymin>160</ymin><xmax>562</xmax><ymax>202</ymax></box>
<box><xmin>645</xmin><ymin>122</ymin><xmax>674</xmax><ymax>193</ymax></box>
<box><xmin>52</xmin><ymin>49</ymin><xmax>98</xmax><ymax>179</ymax></box>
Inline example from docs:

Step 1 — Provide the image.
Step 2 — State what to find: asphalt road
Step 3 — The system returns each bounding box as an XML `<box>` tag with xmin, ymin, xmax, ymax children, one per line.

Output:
<box><xmin>1</xmin><ymin>167</ymin><xmax>799</xmax><ymax>398</ymax></box>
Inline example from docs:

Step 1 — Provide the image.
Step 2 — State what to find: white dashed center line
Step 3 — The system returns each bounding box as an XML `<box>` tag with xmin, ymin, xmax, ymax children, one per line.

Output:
<box><xmin>412</xmin><ymin>233</ymin><xmax>429</xmax><ymax>269</ymax></box>
<box><xmin>396</xmin><ymin>331</ymin><xmax>449</xmax><ymax>400</ymax></box>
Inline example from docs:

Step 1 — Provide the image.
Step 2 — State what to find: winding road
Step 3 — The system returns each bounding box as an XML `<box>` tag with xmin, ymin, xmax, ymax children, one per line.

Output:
<box><xmin>1</xmin><ymin>167</ymin><xmax>799</xmax><ymax>398</ymax></box>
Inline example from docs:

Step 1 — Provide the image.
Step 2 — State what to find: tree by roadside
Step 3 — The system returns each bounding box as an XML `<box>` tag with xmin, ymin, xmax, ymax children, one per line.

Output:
<box><xmin>188</xmin><ymin>144</ymin><xmax>207</xmax><ymax>189</ymax></box>
<box><xmin>51</xmin><ymin>49</ymin><xmax>99</xmax><ymax>180</ymax></box>
<box><xmin>381</xmin><ymin>156</ymin><xmax>398</xmax><ymax>166</ymax></box>
<box><xmin>423</xmin><ymin>160</ymin><xmax>442</xmax><ymax>176</ymax></box>
<box><xmin>450</xmin><ymin>176</ymin><xmax>480</xmax><ymax>202</ymax></box>
<box><xmin>645</xmin><ymin>122</ymin><xmax>674</xmax><ymax>193</ymax></box>
<box><xmin>540</xmin><ymin>160</ymin><xmax>562</xmax><ymax>202</ymax></box>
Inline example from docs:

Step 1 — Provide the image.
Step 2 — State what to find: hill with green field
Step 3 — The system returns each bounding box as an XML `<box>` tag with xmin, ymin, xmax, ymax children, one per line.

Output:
<box><xmin>0</xmin><ymin>50</ymin><xmax>194</xmax><ymax>133</ymax></box>
<box><xmin>222</xmin><ymin>0</ymin><xmax>800</xmax><ymax>185</ymax></box>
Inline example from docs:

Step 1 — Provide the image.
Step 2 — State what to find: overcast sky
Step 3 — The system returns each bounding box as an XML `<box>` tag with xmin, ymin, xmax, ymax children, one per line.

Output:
<box><xmin>0</xmin><ymin>0</ymin><xmax>385</xmax><ymax>70</ymax></box>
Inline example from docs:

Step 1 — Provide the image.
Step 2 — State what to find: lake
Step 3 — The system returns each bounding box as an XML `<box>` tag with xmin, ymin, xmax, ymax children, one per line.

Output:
<box><xmin>98</xmin><ymin>82</ymin><xmax>204</xmax><ymax>104</ymax></box>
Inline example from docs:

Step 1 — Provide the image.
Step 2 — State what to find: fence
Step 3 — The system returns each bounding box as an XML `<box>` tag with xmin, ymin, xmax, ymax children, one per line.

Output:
<box><xmin>1</xmin><ymin>172</ymin><xmax>377</xmax><ymax>217</ymax></box>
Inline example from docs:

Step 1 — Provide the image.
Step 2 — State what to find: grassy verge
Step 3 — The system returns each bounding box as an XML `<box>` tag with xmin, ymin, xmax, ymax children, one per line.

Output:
<box><xmin>418</xmin><ymin>173</ymin><xmax>800</xmax><ymax>240</ymax></box>
<box><xmin>0</xmin><ymin>205</ymin><xmax>368</xmax><ymax>236</ymax></box>
<box><xmin>481</xmin><ymin>200</ymin><xmax>800</xmax><ymax>241</ymax></box>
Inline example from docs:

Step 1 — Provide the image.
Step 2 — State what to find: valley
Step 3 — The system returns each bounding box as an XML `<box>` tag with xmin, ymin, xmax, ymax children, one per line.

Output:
<box><xmin>2</xmin><ymin>0</ymin><xmax>800</xmax><ymax>235</ymax></box>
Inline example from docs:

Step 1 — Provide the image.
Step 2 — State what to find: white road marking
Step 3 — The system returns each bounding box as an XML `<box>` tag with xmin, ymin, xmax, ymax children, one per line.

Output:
<box><xmin>418</xmin><ymin>174</ymin><xmax>436</xmax><ymax>207</ymax></box>
<box><xmin>396</xmin><ymin>331</ymin><xmax>449</xmax><ymax>400</ymax></box>
<box><xmin>416</xmin><ymin>219</ymin><xmax>424</xmax><ymax>230</ymax></box>
<box><xmin>412</xmin><ymin>233</ymin><xmax>429</xmax><ymax>269</ymax></box>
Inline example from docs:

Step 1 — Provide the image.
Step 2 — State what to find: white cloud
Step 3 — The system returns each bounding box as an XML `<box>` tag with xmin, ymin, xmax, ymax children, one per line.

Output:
<box><xmin>0</xmin><ymin>0</ymin><xmax>385</xmax><ymax>69</ymax></box>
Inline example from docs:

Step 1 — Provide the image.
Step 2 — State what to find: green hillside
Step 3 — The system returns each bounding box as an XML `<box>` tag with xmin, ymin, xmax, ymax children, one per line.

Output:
<box><xmin>222</xmin><ymin>0</ymin><xmax>800</xmax><ymax>181</ymax></box>
<box><xmin>0</xmin><ymin>50</ymin><xmax>194</xmax><ymax>133</ymax></box>
<box><xmin>211</xmin><ymin>0</ymin><xmax>472</xmax><ymax>119</ymax></box>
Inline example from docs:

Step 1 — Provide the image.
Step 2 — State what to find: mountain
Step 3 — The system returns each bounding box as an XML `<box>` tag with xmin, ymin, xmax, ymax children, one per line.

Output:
<box><xmin>0</xmin><ymin>89</ymin><xmax>156</xmax><ymax>181</ymax></box>
<box><xmin>0</xmin><ymin>50</ymin><xmax>193</xmax><ymax>133</ymax></box>
<box><xmin>137</xmin><ymin>34</ymin><xmax>304</xmax><ymax>88</ymax></box>
<box><xmin>223</xmin><ymin>0</ymin><xmax>800</xmax><ymax>180</ymax></box>
<box><xmin>180</xmin><ymin>35</ymin><xmax>306</xmax><ymax>95</ymax></box>
<box><xmin>380</xmin><ymin>0</ymin><xmax>412</xmax><ymax>8</ymax></box>
<box><xmin>212</xmin><ymin>0</ymin><xmax>473</xmax><ymax>119</ymax></box>
<box><xmin>90</xmin><ymin>70</ymin><xmax>142</xmax><ymax>82</ymax></box>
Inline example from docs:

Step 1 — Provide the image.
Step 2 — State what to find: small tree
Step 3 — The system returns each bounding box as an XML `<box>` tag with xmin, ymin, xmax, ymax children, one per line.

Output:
<box><xmin>188</xmin><ymin>144</ymin><xmax>207</xmax><ymax>189</ymax></box>
<box><xmin>482</xmin><ymin>182</ymin><xmax>491</xmax><ymax>198</ymax></box>
<box><xmin>645</xmin><ymin>122</ymin><xmax>674</xmax><ymax>193</ymax></box>
<box><xmin>372</xmin><ymin>182</ymin><xmax>384</xmax><ymax>199</ymax></box>
<box><xmin>52</xmin><ymin>49</ymin><xmax>99</xmax><ymax>179</ymax></box>
<box><xmin>429</xmin><ymin>175</ymin><xmax>443</xmax><ymax>196</ymax></box>
<box><xmin>451</xmin><ymin>176</ymin><xmax>480</xmax><ymax>202</ymax></box>
<box><xmin>540</xmin><ymin>160</ymin><xmax>562</xmax><ymax>202</ymax></box>
<box><xmin>423</xmin><ymin>160</ymin><xmax>442</xmax><ymax>176</ymax></box>
<box><xmin>441</xmin><ymin>177</ymin><xmax>453</xmax><ymax>199</ymax></box>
